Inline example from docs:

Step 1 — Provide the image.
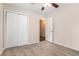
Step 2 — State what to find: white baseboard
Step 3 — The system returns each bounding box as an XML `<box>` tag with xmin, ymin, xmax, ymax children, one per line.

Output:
<box><xmin>54</xmin><ymin>42</ymin><xmax>79</xmax><ymax>52</ymax></box>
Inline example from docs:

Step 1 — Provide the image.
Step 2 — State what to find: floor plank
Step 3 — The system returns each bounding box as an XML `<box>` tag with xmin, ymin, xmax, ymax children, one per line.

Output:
<box><xmin>1</xmin><ymin>41</ymin><xmax>79</xmax><ymax>56</ymax></box>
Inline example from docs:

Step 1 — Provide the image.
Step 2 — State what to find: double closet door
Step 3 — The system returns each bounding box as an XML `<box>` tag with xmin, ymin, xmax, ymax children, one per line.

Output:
<box><xmin>4</xmin><ymin>11</ymin><xmax>28</xmax><ymax>48</ymax></box>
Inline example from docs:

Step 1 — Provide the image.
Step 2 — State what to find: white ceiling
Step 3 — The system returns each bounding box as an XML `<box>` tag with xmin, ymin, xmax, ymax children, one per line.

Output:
<box><xmin>11</xmin><ymin>3</ymin><xmax>44</xmax><ymax>12</ymax></box>
<box><xmin>4</xmin><ymin>3</ymin><xmax>61</xmax><ymax>16</ymax></box>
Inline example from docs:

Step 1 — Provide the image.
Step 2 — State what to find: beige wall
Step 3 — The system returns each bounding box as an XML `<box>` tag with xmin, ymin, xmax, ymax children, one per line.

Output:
<box><xmin>0</xmin><ymin>4</ymin><xmax>3</xmax><ymax>55</ymax></box>
<box><xmin>51</xmin><ymin>3</ymin><xmax>79</xmax><ymax>51</ymax></box>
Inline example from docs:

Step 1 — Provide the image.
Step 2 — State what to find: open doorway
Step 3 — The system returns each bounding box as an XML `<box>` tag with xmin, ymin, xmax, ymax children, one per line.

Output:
<box><xmin>40</xmin><ymin>17</ymin><xmax>46</xmax><ymax>41</ymax></box>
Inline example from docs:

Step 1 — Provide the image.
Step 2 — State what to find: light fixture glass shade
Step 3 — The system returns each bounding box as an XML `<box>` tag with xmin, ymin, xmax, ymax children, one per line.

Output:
<box><xmin>43</xmin><ymin>3</ymin><xmax>48</xmax><ymax>7</ymax></box>
<box><xmin>48</xmin><ymin>3</ymin><xmax>52</xmax><ymax>7</ymax></box>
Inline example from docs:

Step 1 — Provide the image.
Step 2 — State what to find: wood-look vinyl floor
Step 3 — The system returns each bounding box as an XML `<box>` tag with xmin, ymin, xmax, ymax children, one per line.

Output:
<box><xmin>1</xmin><ymin>41</ymin><xmax>79</xmax><ymax>56</ymax></box>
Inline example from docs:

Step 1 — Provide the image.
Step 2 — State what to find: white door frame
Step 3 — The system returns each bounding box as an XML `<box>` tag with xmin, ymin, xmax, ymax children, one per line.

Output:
<box><xmin>3</xmin><ymin>10</ymin><xmax>29</xmax><ymax>49</ymax></box>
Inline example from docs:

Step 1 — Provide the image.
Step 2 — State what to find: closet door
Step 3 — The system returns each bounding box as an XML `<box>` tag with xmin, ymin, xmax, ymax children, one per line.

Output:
<box><xmin>5</xmin><ymin>12</ymin><xmax>19</xmax><ymax>48</ymax></box>
<box><xmin>18</xmin><ymin>14</ymin><xmax>28</xmax><ymax>46</ymax></box>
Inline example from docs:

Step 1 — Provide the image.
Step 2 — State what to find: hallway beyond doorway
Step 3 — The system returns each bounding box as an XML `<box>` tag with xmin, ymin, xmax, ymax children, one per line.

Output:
<box><xmin>40</xmin><ymin>17</ymin><xmax>46</xmax><ymax>41</ymax></box>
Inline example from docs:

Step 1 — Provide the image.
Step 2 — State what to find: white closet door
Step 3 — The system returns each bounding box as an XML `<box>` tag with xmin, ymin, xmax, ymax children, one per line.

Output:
<box><xmin>18</xmin><ymin>14</ymin><xmax>28</xmax><ymax>46</ymax></box>
<box><xmin>5</xmin><ymin>12</ymin><xmax>19</xmax><ymax>48</ymax></box>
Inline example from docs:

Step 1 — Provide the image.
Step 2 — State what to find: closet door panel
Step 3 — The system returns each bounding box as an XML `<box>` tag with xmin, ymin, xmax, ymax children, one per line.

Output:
<box><xmin>18</xmin><ymin>15</ymin><xmax>28</xmax><ymax>46</ymax></box>
<box><xmin>5</xmin><ymin>12</ymin><xmax>18</xmax><ymax>48</ymax></box>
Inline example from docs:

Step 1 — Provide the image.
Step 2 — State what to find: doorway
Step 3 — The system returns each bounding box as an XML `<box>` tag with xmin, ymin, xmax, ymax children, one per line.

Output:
<box><xmin>40</xmin><ymin>17</ymin><xmax>46</xmax><ymax>41</ymax></box>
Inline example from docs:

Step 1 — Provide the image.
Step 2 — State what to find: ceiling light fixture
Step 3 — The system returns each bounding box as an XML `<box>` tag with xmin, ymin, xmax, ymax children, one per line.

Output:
<box><xmin>43</xmin><ymin>3</ymin><xmax>48</xmax><ymax>7</ymax></box>
<box><xmin>41</xmin><ymin>3</ymin><xmax>59</xmax><ymax>11</ymax></box>
<box><xmin>48</xmin><ymin>3</ymin><xmax>52</xmax><ymax>7</ymax></box>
